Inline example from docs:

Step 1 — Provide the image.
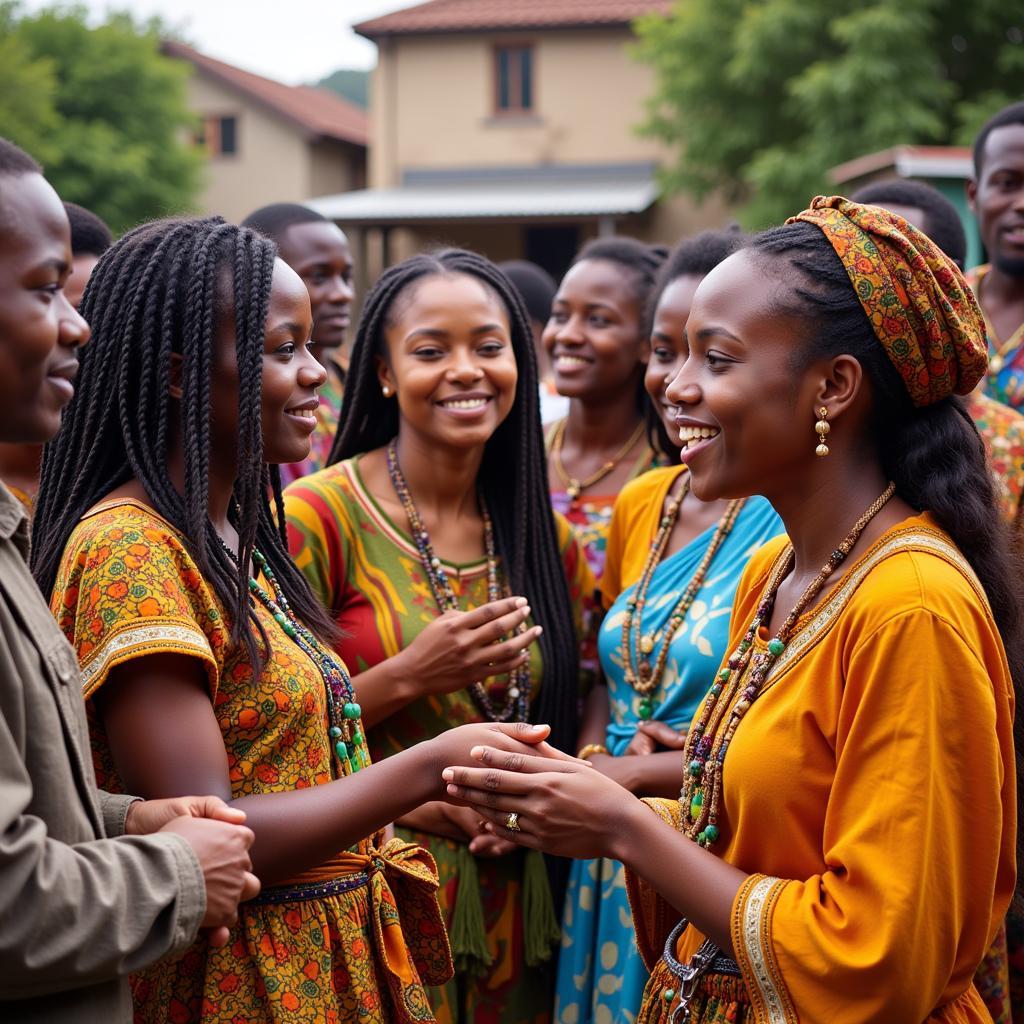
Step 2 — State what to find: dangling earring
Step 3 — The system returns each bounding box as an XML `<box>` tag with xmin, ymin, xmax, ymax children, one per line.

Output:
<box><xmin>382</xmin><ymin>385</ymin><xmax>392</xmax><ymax>398</ymax></box>
<box><xmin>814</xmin><ymin>406</ymin><xmax>830</xmax><ymax>457</ymax></box>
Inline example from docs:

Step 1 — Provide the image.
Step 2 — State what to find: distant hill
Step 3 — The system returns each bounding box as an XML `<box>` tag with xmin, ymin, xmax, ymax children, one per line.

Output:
<box><xmin>316</xmin><ymin>68</ymin><xmax>368</xmax><ymax>108</ymax></box>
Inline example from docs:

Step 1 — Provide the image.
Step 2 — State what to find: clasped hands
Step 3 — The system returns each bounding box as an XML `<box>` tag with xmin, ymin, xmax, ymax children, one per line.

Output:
<box><xmin>125</xmin><ymin>794</ymin><xmax>260</xmax><ymax>947</ymax></box>
<box><xmin>440</xmin><ymin>724</ymin><xmax>642</xmax><ymax>862</ymax></box>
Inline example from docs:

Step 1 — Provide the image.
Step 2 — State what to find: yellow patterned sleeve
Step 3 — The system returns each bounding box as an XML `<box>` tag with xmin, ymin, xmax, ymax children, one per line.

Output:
<box><xmin>51</xmin><ymin>505</ymin><xmax>222</xmax><ymax>702</ymax></box>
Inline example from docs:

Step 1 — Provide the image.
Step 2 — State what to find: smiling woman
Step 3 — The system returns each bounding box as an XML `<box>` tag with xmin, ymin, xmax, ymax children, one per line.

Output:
<box><xmin>28</xmin><ymin>219</ymin><xmax>557</xmax><ymax>1024</ymax></box>
<box><xmin>242</xmin><ymin>203</ymin><xmax>356</xmax><ymax>486</ymax></box>
<box><xmin>443</xmin><ymin>199</ymin><xmax>1022</xmax><ymax>1024</ymax></box>
<box><xmin>543</xmin><ymin>237</ymin><xmax>672</xmax><ymax>584</ymax></box>
<box><xmin>283</xmin><ymin>248</ymin><xmax>595</xmax><ymax>1024</ymax></box>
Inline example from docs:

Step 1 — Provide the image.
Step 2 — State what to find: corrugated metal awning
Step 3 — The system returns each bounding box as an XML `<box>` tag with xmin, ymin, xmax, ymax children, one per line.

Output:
<box><xmin>308</xmin><ymin>164</ymin><xmax>659</xmax><ymax>224</ymax></box>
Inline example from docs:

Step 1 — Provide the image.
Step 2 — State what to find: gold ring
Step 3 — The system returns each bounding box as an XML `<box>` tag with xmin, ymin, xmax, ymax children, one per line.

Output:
<box><xmin>505</xmin><ymin>811</ymin><xmax>521</xmax><ymax>833</ymax></box>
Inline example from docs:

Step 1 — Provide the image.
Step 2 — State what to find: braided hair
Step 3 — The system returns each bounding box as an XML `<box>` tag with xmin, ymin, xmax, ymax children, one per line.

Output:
<box><xmin>32</xmin><ymin>216</ymin><xmax>339</xmax><ymax>673</ymax></box>
<box><xmin>747</xmin><ymin>220</ymin><xmax>1024</xmax><ymax>886</ymax></box>
<box><xmin>327</xmin><ymin>248</ymin><xmax>581</xmax><ymax>757</ymax></box>
<box><xmin>569</xmin><ymin>236</ymin><xmax>671</xmax><ymax>456</ymax></box>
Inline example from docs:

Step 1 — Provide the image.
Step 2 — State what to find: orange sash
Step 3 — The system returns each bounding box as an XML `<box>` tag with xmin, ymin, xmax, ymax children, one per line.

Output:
<box><xmin>267</xmin><ymin>835</ymin><xmax>454</xmax><ymax>1022</ymax></box>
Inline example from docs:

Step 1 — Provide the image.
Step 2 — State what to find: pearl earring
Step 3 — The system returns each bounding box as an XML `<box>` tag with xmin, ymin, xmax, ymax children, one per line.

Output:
<box><xmin>382</xmin><ymin>385</ymin><xmax>392</xmax><ymax>397</ymax></box>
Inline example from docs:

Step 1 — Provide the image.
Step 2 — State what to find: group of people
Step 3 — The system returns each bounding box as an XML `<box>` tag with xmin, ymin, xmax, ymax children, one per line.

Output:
<box><xmin>2</xmin><ymin>98</ymin><xmax>1024</xmax><ymax>1024</ymax></box>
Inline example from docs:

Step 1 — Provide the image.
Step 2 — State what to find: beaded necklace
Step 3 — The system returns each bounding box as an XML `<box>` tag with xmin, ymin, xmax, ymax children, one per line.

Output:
<box><xmin>225</xmin><ymin>543</ymin><xmax>366</xmax><ymax>778</ymax></box>
<box><xmin>385</xmin><ymin>440</ymin><xmax>531</xmax><ymax>722</ymax></box>
<box><xmin>550</xmin><ymin>417</ymin><xmax>649</xmax><ymax>506</ymax></box>
<box><xmin>680</xmin><ymin>482</ymin><xmax>896</xmax><ymax>849</ymax></box>
<box><xmin>622</xmin><ymin>474</ymin><xmax>746</xmax><ymax>721</ymax></box>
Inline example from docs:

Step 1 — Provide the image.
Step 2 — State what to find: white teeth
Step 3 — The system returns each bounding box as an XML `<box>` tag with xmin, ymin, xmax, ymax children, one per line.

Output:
<box><xmin>555</xmin><ymin>355</ymin><xmax>589</xmax><ymax>367</ymax></box>
<box><xmin>442</xmin><ymin>398</ymin><xmax>488</xmax><ymax>410</ymax></box>
<box><xmin>677</xmin><ymin>425</ymin><xmax>718</xmax><ymax>446</ymax></box>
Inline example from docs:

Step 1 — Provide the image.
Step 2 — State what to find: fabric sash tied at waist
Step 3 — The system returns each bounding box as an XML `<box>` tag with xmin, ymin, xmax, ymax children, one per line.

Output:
<box><xmin>254</xmin><ymin>835</ymin><xmax>454</xmax><ymax>1023</ymax></box>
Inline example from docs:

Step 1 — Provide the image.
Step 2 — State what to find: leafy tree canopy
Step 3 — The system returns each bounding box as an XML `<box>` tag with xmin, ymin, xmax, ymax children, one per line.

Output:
<box><xmin>0</xmin><ymin>3</ymin><xmax>201</xmax><ymax>233</ymax></box>
<box><xmin>316</xmin><ymin>68</ymin><xmax>369</xmax><ymax>109</ymax></box>
<box><xmin>634</xmin><ymin>0</ymin><xmax>1024</xmax><ymax>226</ymax></box>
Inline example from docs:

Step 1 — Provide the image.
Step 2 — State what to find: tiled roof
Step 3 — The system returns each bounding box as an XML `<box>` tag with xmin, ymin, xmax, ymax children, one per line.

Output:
<box><xmin>829</xmin><ymin>145</ymin><xmax>972</xmax><ymax>184</ymax></box>
<box><xmin>162</xmin><ymin>41</ymin><xmax>368</xmax><ymax>147</ymax></box>
<box><xmin>355</xmin><ymin>0</ymin><xmax>672</xmax><ymax>37</ymax></box>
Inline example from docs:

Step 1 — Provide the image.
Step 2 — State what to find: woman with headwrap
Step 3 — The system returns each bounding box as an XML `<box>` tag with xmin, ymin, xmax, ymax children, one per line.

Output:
<box><xmin>440</xmin><ymin>198</ymin><xmax>1021</xmax><ymax>1023</ymax></box>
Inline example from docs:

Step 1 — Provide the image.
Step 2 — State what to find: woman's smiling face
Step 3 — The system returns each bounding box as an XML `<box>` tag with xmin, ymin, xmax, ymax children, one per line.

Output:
<box><xmin>665</xmin><ymin>250</ymin><xmax>821</xmax><ymax>502</ymax></box>
<box><xmin>645</xmin><ymin>273</ymin><xmax>703</xmax><ymax>441</ymax></box>
<box><xmin>542</xmin><ymin>258</ymin><xmax>645</xmax><ymax>401</ymax></box>
<box><xmin>377</xmin><ymin>272</ymin><xmax>518</xmax><ymax>452</ymax></box>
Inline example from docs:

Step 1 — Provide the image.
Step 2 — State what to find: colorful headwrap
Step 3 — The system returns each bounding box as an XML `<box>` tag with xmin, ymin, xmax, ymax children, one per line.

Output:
<box><xmin>787</xmin><ymin>195</ymin><xmax>987</xmax><ymax>407</ymax></box>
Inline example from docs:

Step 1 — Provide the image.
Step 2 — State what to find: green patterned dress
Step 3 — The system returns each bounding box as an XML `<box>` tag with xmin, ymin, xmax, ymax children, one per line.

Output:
<box><xmin>284</xmin><ymin>456</ymin><xmax>595</xmax><ymax>1024</ymax></box>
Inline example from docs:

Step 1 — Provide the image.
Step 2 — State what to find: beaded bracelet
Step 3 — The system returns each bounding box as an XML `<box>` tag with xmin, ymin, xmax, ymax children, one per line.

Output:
<box><xmin>577</xmin><ymin>743</ymin><xmax>608</xmax><ymax>761</ymax></box>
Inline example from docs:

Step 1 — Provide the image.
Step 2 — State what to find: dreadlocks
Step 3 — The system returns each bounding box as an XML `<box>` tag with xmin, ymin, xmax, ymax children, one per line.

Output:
<box><xmin>32</xmin><ymin>216</ymin><xmax>338</xmax><ymax>672</ymax></box>
<box><xmin>327</xmin><ymin>248</ymin><xmax>581</xmax><ymax>758</ymax></box>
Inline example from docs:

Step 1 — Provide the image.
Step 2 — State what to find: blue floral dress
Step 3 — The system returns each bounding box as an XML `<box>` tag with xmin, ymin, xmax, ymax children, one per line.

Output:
<box><xmin>554</xmin><ymin>494</ymin><xmax>782</xmax><ymax>1024</ymax></box>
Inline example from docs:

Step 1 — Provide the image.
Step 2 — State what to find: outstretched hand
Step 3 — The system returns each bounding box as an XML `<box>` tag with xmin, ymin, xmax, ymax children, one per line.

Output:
<box><xmin>442</xmin><ymin>743</ymin><xmax>635</xmax><ymax>861</ymax></box>
<box><xmin>426</xmin><ymin>721</ymin><xmax>582</xmax><ymax>800</ymax></box>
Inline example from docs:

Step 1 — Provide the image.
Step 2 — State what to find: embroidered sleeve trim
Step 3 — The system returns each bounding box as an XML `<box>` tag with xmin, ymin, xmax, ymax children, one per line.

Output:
<box><xmin>732</xmin><ymin>873</ymin><xmax>796</xmax><ymax>1024</ymax></box>
<box><xmin>80</xmin><ymin>619</ymin><xmax>216</xmax><ymax>699</ymax></box>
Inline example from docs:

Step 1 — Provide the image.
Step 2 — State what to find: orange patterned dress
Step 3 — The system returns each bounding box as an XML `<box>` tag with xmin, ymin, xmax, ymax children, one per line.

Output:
<box><xmin>51</xmin><ymin>499</ymin><xmax>452</xmax><ymax>1023</ymax></box>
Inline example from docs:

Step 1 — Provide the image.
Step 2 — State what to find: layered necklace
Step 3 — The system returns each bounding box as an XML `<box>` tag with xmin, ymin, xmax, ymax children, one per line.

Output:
<box><xmin>386</xmin><ymin>440</ymin><xmax>531</xmax><ymax>722</ymax></box>
<box><xmin>623</xmin><ymin>474</ymin><xmax>746</xmax><ymax>721</ymax></box>
<box><xmin>680</xmin><ymin>482</ymin><xmax>896</xmax><ymax>849</ymax></box>
<box><xmin>550</xmin><ymin>417</ymin><xmax>648</xmax><ymax>506</ymax></box>
<box><xmin>227</xmin><ymin>544</ymin><xmax>366</xmax><ymax>779</ymax></box>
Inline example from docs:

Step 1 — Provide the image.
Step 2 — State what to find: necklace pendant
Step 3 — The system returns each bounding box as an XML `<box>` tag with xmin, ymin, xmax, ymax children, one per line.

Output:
<box><xmin>638</xmin><ymin>659</ymin><xmax>652</xmax><ymax>682</ymax></box>
<box><xmin>689</xmin><ymin>787</ymin><xmax>703</xmax><ymax>821</ymax></box>
<box><xmin>639</xmin><ymin>635</ymin><xmax>655</xmax><ymax>655</ymax></box>
<box><xmin>566</xmin><ymin>481</ymin><xmax>581</xmax><ymax>502</ymax></box>
<box><xmin>638</xmin><ymin>696</ymin><xmax>654</xmax><ymax>720</ymax></box>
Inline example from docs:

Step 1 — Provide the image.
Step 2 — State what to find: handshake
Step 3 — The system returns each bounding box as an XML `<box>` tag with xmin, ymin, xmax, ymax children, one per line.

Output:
<box><xmin>124</xmin><ymin>795</ymin><xmax>260</xmax><ymax>947</ymax></box>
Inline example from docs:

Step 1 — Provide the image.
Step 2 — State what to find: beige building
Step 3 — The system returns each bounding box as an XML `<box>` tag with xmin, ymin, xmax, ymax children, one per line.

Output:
<box><xmin>163</xmin><ymin>41</ymin><xmax>368</xmax><ymax>224</ymax></box>
<box><xmin>312</xmin><ymin>0</ymin><xmax>729</xmax><ymax>285</ymax></box>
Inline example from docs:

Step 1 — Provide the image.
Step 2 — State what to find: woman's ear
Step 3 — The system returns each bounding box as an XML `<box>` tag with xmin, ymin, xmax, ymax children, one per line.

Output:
<box><xmin>168</xmin><ymin>352</ymin><xmax>183</xmax><ymax>400</ymax></box>
<box><xmin>814</xmin><ymin>353</ymin><xmax>864</xmax><ymax>422</ymax></box>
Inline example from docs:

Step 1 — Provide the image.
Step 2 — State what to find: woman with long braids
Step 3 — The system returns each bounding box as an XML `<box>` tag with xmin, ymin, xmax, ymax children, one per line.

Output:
<box><xmin>556</xmin><ymin>230</ymin><xmax>784</xmax><ymax>1024</ymax></box>
<box><xmin>443</xmin><ymin>198</ymin><xmax>1021</xmax><ymax>1023</ymax></box>
<box><xmin>30</xmin><ymin>217</ymin><xmax>562</xmax><ymax>1024</ymax></box>
<box><xmin>544</xmin><ymin>237</ymin><xmax>670</xmax><ymax>583</ymax></box>
<box><xmin>283</xmin><ymin>249</ymin><xmax>592</xmax><ymax>1024</ymax></box>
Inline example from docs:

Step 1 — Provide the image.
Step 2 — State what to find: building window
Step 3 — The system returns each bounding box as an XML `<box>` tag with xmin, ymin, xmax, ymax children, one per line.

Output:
<box><xmin>197</xmin><ymin>115</ymin><xmax>238</xmax><ymax>156</ymax></box>
<box><xmin>494</xmin><ymin>45</ymin><xmax>533</xmax><ymax>114</ymax></box>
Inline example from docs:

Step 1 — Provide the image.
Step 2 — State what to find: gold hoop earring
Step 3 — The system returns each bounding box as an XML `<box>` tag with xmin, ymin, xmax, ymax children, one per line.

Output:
<box><xmin>815</xmin><ymin>406</ymin><xmax>830</xmax><ymax>457</ymax></box>
<box><xmin>382</xmin><ymin>385</ymin><xmax>392</xmax><ymax>398</ymax></box>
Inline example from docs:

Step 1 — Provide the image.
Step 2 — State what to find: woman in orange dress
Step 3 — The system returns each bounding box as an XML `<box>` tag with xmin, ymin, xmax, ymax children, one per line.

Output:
<box><xmin>442</xmin><ymin>198</ymin><xmax>1021</xmax><ymax>1023</ymax></box>
<box><xmin>29</xmin><ymin>217</ymin><xmax>558</xmax><ymax>1023</ymax></box>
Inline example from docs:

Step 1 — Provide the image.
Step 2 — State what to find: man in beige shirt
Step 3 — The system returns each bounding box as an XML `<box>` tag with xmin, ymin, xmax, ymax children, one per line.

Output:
<box><xmin>0</xmin><ymin>136</ymin><xmax>260</xmax><ymax>1020</ymax></box>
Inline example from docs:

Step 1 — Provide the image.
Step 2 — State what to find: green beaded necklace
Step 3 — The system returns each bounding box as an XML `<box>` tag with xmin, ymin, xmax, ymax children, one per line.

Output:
<box><xmin>679</xmin><ymin>482</ymin><xmax>895</xmax><ymax>849</ymax></box>
<box><xmin>231</xmin><ymin>544</ymin><xmax>367</xmax><ymax>779</ymax></box>
<box><xmin>621</xmin><ymin>473</ymin><xmax>745</xmax><ymax>721</ymax></box>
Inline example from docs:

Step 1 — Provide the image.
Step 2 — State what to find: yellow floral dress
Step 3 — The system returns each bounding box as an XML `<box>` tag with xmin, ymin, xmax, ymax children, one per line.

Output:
<box><xmin>51</xmin><ymin>499</ymin><xmax>452</xmax><ymax>1024</ymax></box>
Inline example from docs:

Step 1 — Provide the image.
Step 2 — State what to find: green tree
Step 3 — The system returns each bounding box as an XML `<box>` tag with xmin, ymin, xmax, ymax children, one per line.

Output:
<box><xmin>634</xmin><ymin>0</ymin><xmax>1024</xmax><ymax>226</ymax></box>
<box><xmin>0</xmin><ymin>4</ymin><xmax>201</xmax><ymax>233</ymax></box>
<box><xmin>316</xmin><ymin>68</ymin><xmax>369</xmax><ymax>108</ymax></box>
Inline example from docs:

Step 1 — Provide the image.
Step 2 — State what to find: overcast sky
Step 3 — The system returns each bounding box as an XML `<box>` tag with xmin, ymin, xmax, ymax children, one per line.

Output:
<box><xmin>19</xmin><ymin>0</ymin><xmax>414</xmax><ymax>84</ymax></box>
